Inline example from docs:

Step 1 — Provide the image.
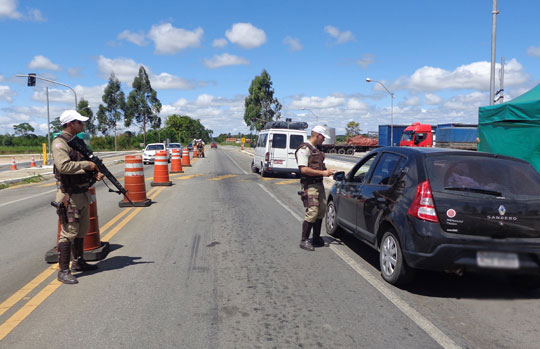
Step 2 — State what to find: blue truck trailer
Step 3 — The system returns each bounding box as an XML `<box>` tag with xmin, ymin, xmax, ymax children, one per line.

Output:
<box><xmin>378</xmin><ymin>125</ymin><xmax>409</xmax><ymax>147</ymax></box>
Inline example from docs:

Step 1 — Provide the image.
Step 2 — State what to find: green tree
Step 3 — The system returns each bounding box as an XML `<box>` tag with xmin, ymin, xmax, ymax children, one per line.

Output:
<box><xmin>97</xmin><ymin>73</ymin><xmax>126</xmax><ymax>150</ymax></box>
<box><xmin>77</xmin><ymin>99</ymin><xmax>97</xmax><ymax>136</ymax></box>
<box><xmin>244</xmin><ymin>69</ymin><xmax>282</xmax><ymax>131</ymax></box>
<box><xmin>164</xmin><ymin>114</ymin><xmax>210</xmax><ymax>143</ymax></box>
<box><xmin>125</xmin><ymin>66</ymin><xmax>162</xmax><ymax>146</ymax></box>
<box><xmin>345</xmin><ymin>121</ymin><xmax>361</xmax><ymax>137</ymax></box>
<box><xmin>13</xmin><ymin>123</ymin><xmax>34</xmax><ymax>136</ymax></box>
<box><xmin>50</xmin><ymin>117</ymin><xmax>63</xmax><ymax>133</ymax></box>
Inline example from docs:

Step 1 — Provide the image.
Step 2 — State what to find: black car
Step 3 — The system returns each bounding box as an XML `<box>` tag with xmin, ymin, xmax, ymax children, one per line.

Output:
<box><xmin>326</xmin><ymin>147</ymin><xmax>540</xmax><ymax>287</ymax></box>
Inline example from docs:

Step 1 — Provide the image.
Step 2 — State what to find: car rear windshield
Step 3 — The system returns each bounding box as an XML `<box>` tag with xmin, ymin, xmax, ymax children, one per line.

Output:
<box><xmin>146</xmin><ymin>144</ymin><xmax>164</xmax><ymax>150</ymax></box>
<box><xmin>426</xmin><ymin>155</ymin><xmax>540</xmax><ymax>199</ymax></box>
<box><xmin>290</xmin><ymin>135</ymin><xmax>304</xmax><ymax>149</ymax></box>
<box><xmin>272</xmin><ymin>134</ymin><xmax>287</xmax><ymax>149</ymax></box>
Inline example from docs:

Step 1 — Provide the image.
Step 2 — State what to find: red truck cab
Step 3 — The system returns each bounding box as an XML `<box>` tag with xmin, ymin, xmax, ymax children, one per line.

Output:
<box><xmin>399</xmin><ymin>123</ymin><xmax>433</xmax><ymax>147</ymax></box>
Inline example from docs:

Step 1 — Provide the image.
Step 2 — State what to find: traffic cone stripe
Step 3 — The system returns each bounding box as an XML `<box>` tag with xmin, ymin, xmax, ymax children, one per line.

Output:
<box><xmin>151</xmin><ymin>150</ymin><xmax>172</xmax><ymax>187</ymax></box>
<box><xmin>119</xmin><ymin>155</ymin><xmax>152</xmax><ymax>207</ymax></box>
<box><xmin>170</xmin><ymin>149</ymin><xmax>183</xmax><ymax>173</ymax></box>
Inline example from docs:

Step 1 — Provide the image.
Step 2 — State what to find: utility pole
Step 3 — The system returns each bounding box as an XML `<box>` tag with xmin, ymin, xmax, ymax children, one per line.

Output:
<box><xmin>489</xmin><ymin>0</ymin><xmax>499</xmax><ymax>106</ymax></box>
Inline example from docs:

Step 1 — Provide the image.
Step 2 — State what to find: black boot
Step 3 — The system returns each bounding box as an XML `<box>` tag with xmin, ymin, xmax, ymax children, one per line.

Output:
<box><xmin>71</xmin><ymin>238</ymin><xmax>97</xmax><ymax>272</ymax></box>
<box><xmin>299</xmin><ymin>221</ymin><xmax>314</xmax><ymax>251</ymax></box>
<box><xmin>57</xmin><ymin>242</ymin><xmax>78</xmax><ymax>284</ymax></box>
<box><xmin>311</xmin><ymin>219</ymin><xmax>329</xmax><ymax>247</ymax></box>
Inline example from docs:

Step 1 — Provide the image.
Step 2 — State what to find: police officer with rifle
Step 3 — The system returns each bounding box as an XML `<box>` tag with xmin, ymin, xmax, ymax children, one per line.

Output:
<box><xmin>52</xmin><ymin>110</ymin><xmax>131</xmax><ymax>284</ymax></box>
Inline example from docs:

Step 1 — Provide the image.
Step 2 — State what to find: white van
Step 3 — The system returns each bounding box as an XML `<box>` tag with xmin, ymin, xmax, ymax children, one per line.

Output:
<box><xmin>251</xmin><ymin>127</ymin><xmax>307</xmax><ymax>176</ymax></box>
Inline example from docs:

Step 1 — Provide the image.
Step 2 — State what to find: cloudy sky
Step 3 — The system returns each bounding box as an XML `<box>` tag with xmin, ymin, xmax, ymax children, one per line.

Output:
<box><xmin>1</xmin><ymin>0</ymin><xmax>539</xmax><ymax>136</ymax></box>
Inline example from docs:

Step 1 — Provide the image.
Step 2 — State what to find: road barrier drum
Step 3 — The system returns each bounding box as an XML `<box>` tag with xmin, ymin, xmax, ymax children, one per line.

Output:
<box><xmin>119</xmin><ymin>155</ymin><xmax>152</xmax><ymax>207</ymax></box>
<box><xmin>45</xmin><ymin>187</ymin><xmax>110</xmax><ymax>263</ymax></box>
<box><xmin>170</xmin><ymin>149</ymin><xmax>184</xmax><ymax>173</ymax></box>
<box><xmin>181</xmin><ymin>148</ymin><xmax>191</xmax><ymax>167</ymax></box>
<box><xmin>151</xmin><ymin>150</ymin><xmax>172</xmax><ymax>186</ymax></box>
<box><xmin>192</xmin><ymin>147</ymin><xmax>198</xmax><ymax>158</ymax></box>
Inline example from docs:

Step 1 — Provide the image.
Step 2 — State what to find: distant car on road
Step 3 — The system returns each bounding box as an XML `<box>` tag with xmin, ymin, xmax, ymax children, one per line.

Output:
<box><xmin>187</xmin><ymin>142</ymin><xmax>193</xmax><ymax>151</ymax></box>
<box><xmin>211</xmin><ymin>142</ymin><xmax>217</xmax><ymax>149</ymax></box>
<box><xmin>167</xmin><ymin>142</ymin><xmax>183</xmax><ymax>156</ymax></box>
<box><xmin>143</xmin><ymin>143</ymin><xmax>170</xmax><ymax>165</ymax></box>
<box><xmin>326</xmin><ymin>146</ymin><xmax>540</xmax><ymax>288</ymax></box>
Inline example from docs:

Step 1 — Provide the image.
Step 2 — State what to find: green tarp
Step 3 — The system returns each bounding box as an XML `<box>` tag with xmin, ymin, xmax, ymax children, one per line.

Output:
<box><xmin>478</xmin><ymin>84</ymin><xmax>540</xmax><ymax>173</ymax></box>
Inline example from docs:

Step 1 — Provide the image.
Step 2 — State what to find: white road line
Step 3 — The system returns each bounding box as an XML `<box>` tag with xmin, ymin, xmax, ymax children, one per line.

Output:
<box><xmin>0</xmin><ymin>189</ymin><xmax>57</xmax><ymax>208</ymax></box>
<box><xmin>224</xmin><ymin>148</ymin><xmax>461</xmax><ymax>349</ymax></box>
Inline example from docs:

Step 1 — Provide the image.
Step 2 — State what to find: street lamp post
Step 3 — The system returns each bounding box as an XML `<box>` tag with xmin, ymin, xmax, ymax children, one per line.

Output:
<box><xmin>16</xmin><ymin>74</ymin><xmax>77</xmax><ymax>109</ymax></box>
<box><xmin>366</xmin><ymin>77</ymin><xmax>395</xmax><ymax>146</ymax></box>
<box><xmin>301</xmin><ymin>107</ymin><xmax>319</xmax><ymax>123</ymax></box>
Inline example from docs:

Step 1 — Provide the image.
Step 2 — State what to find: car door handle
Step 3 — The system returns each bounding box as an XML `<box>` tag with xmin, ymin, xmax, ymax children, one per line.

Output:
<box><xmin>288</xmin><ymin>152</ymin><xmax>295</xmax><ymax>155</ymax></box>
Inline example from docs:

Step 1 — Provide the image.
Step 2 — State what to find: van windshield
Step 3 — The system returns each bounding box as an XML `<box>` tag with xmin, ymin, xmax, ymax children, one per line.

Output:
<box><xmin>272</xmin><ymin>134</ymin><xmax>286</xmax><ymax>149</ymax></box>
<box><xmin>426</xmin><ymin>155</ymin><xmax>540</xmax><ymax>199</ymax></box>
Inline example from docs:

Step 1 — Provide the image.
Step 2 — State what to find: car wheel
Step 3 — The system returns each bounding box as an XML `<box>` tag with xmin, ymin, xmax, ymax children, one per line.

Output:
<box><xmin>328</xmin><ymin>149</ymin><xmax>337</xmax><ymax>154</ymax></box>
<box><xmin>261</xmin><ymin>164</ymin><xmax>269</xmax><ymax>177</ymax></box>
<box><xmin>346</xmin><ymin>148</ymin><xmax>355</xmax><ymax>155</ymax></box>
<box><xmin>325</xmin><ymin>200</ymin><xmax>342</xmax><ymax>237</ymax></box>
<box><xmin>251</xmin><ymin>160</ymin><xmax>259</xmax><ymax>173</ymax></box>
<box><xmin>379</xmin><ymin>230</ymin><xmax>414</xmax><ymax>286</ymax></box>
<box><xmin>338</xmin><ymin>148</ymin><xmax>346</xmax><ymax>155</ymax></box>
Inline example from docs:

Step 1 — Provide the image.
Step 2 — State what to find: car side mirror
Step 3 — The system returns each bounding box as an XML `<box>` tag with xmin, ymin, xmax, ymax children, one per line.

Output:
<box><xmin>333</xmin><ymin>171</ymin><xmax>345</xmax><ymax>181</ymax></box>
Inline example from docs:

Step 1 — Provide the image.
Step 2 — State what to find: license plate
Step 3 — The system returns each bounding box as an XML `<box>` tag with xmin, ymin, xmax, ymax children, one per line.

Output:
<box><xmin>477</xmin><ymin>251</ymin><xmax>519</xmax><ymax>269</ymax></box>
<box><xmin>273</xmin><ymin>160</ymin><xmax>283</xmax><ymax>164</ymax></box>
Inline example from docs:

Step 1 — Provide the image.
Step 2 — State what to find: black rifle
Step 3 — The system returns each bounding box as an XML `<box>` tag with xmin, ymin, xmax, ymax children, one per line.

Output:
<box><xmin>67</xmin><ymin>136</ymin><xmax>133</xmax><ymax>205</ymax></box>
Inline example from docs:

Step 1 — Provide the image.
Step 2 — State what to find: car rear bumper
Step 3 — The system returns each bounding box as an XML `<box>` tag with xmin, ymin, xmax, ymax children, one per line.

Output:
<box><xmin>263</xmin><ymin>163</ymin><xmax>299</xmax><ymax>175</ymax></box>
<box><xmin>404</xmin><ymin>242</ymin><xmax>540</xmax><ymax>273</ymax></box>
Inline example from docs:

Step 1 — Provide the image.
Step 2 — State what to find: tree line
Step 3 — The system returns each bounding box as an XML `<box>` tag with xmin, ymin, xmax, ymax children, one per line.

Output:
<box><xmin>2</xmin><ymin>66</ymin><xmax>212</xmax><ymax>151</ymax></box>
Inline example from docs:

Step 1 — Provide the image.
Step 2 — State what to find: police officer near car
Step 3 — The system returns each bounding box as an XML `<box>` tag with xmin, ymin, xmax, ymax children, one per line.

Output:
<box><xmin>295</xmin><ymin>125</ymin><xmax>335</xmax><ymax>251</ymax></box>
<box><xmin>52</xmin><ymin>110</ymin><xmax>104</xmax><ymax>284</ymax></box>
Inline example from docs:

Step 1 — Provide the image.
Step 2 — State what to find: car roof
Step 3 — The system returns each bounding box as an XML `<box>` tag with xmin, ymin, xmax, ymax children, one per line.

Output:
<box><xmin>374</xmin><ymin>146</ymin><xmax>529</xmax><ymax>164</ymax></box>
<box><xmin>146</xmin><ymin>143</ymin><xmax>165</xmax><ymax>146</ymax></box>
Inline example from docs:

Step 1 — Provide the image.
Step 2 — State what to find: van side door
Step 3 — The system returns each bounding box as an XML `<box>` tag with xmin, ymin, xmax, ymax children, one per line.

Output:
<box><xmin>288</xmin><ymin>133</ymin><xmax>306</xmax><ymax>169</ymax></box>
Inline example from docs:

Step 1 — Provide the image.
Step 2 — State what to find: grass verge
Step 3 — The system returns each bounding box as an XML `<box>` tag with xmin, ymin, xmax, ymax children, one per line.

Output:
<box><xmin>0</xmin><ymin>175</ymin><xmax>44</xmax><ymax>190</ymax></box>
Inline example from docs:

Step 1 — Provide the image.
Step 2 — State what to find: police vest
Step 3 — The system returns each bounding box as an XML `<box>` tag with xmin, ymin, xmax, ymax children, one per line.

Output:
<box><xmin>53</xmin><ymin>133</ymin><xmax>91</xmax><ymax>194</ymax></box>
<box><xmin>295</xmin><ymin>142</ymin><xmax>326</xmax><ymax>187</ymax></box>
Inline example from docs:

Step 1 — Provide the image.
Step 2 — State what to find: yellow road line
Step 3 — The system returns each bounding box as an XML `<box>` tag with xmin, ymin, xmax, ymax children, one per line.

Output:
<box><xmin>209</xmin><ymin>174</ymin><xmax>238</xmax><ymax>181</ymax></box>
<box><xmin>171</xmin><ymin>174</ymin><xmax>203</xmax><ymax>180</ymax></box>
<box><xmin>0</xmin><ymin>266</ymin><xmax>56</xmax><ymax>318</ymax></box>
<box><xmin>275</xmin><ymin>179</ymin><xmax>298</xmax><ymax>185</ymax></box>
<box><xmin>0</xmin><ymin>187</ymin><xmax>164</xmax><ymax>341</ymax></box>
<box><xmin>0</xmin><ymin>279</ymin><xmax>62</xmax><ymax>341</ymax></box>
<box><xmin>261</xmin><ymin>177</ymin><xmax>276</xmax><ymax>181</ymax></box>
<box><xmin>38</xmin><ymin>182</ymin><xmax>56</xmax><ymax>188</ymax></box>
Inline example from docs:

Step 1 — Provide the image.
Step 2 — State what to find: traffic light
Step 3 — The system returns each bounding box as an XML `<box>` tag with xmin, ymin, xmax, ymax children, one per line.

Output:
<box><xmin>27</xmin><ymin>73</ymin><xmax>36</xmax><ymax>87</ymax></box>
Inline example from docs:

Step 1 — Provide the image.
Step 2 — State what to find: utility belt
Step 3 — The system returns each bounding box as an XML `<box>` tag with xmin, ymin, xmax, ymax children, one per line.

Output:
<box><xmin>57</xmin><ymin>183</ymin><xmax>89</xmax><ymax>194</ymax></box>
<box><xmin>298</xmin><ymin>177</ymin><xmax>323</xmax><ymax>208</ymax></box>
<box><xmin>300</xmin><ymin>176</ymin><xmax>323</xmax><ymax>189</ymax></box>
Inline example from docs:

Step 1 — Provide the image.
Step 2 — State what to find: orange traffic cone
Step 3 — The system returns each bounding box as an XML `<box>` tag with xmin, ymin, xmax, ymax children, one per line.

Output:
<box><xmin>192</xmin><ymin>147</ymin><xmax>198</xmax><ymax>158</ymax></box>
<box><xmin>181</xmin><ymin>148</ymin><xmax>191</xmax><ymax>167</ymax></box>
<box><xmin>30</xmin><ymin>156</ymin><xmax>37</xmax><ymax>168</ymax></box>
<box><xmin>119</xmin><ymin>155</ymin><xmax>152</xmax><ymax>207</ymax></box>
<box><xmin>44</xmin><ymin>187</ymin><xmax>110</xmax><ymax>263</ymax></box>
<box><xmin>151</xmin><ymin>150</ymin><xmax>172</xmax><ymax>186</ymax></box>
<box><xmin>10</xmin><ymin>157</ymin><xmax>17</xmax><ymax>170</ymax></box>
<box><xmin>170</xmin><ymin>149</ymin><xmax>184</xmax><ymax>173</ymax></box>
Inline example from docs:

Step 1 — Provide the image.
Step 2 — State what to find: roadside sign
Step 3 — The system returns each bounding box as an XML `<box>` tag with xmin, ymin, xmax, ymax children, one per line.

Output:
<box><xmin>241</xmin><ymin>137</ymin><xmax>246</xmax><ymax>143</ymax></box>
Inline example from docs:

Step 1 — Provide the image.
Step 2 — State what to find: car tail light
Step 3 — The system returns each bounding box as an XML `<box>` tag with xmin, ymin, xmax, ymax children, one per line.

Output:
<box><xmin>407</xmin><ymin>180</ymin><xmax>439</xmax><ymax>223</ymax></box>
<box><xmin>265</xmin><ymin>152</ymin><xmax>269</xmax><ymax>161</ymax></box>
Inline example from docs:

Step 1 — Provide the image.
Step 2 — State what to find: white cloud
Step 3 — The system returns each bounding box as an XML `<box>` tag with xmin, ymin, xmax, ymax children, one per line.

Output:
<box><xmin>425</xmin><ymin>93</ymin><xmax>442</xmax><ymax>105</ymax></box>
<box><xmin>0</xmin><ymin>85</ymin><xmax>16</xmax><ymax>102</ymax></box>
<box><xmin>147</xmin><ymin>23</ymin><xmax>203</xmax><ymax>54</ymax></box>
<box><xmin>203</xmin><ymin>53</ymin><xmax>249</xmax><ymax>69</ymax></box>
<box><xmin>324</xmin><ymin>25</ymin><xmax>355</xmax><ymax>44</ymax></box>
<box><xmin>225</xmin><ymin>22</ymin><xmax>267</xmax><ymax>49</ymax></box>
<box><xmin>151</xmin><ymin>72</ymin><xmax>198</xmax><ymax>90</ymax></box>
<box><xmin>96</xmin><ymin>55</ymin><xmax>203</xmax><ymax>90</ymax></box>
<box><xmin>212</xmin><ymin>38</ymin><xmax>228</xmax><ymax>48</ymax></box>
<box><xmin>356</xmin><ymin>54</ymin><xmax>375</xmax><ymax>68</ymax></box>
<box><xmin>290</xmin><ymin>96</ymin><xmax>346</xmax><ymax>109</ymax></box>
<box><xmin>283</xmin><ymin>36</ymin><xmax>303</xmax><ymax>51</ymax></box>
<box><xmin>400</xmin><ymin>58</ymin><xmax>528</xmax><ymax>92</ymax></box>
<box><xmin>527</xmin><ymin>46</ymin><xmax>540</xmax><ymax>57</ymax></box>
<box><xmin>404</xmin><ymin>96</ymin><xmax>420</xmax><ymax>106</ymax></box>
<box><xmin>0</xmin><ymin>0</ymin><xmax>44</xmax><ymax>21</ymax></box>
<box><xmin>347</xmin><ymin>98</ymin><xmax>368</xmax><ymax>110</ymax></box>
<box><xmin>117</xmin><ymin>30</ymin><xmax>147</xmax><ymax>46</ymax></box>
<box><xmin>28</xmin><ymin>55</ymin><xmax>61</xmax><ymax>71</ymax></box>
<box><xmin>67</xmin><ymin>67</ymin><xmax>81</xmax><ymax>77</ymax></box>
<box><xmin>32</xmin><ymin>84</ymin><xmax>107</xmax><ymax>106</ymax></box>
<box><xmin>0</xmin><ymin>0</ymin><xmax>21</xmax><ymax>19</ymax></box>
<box><xmin>443</xmin><ymin>91</ymin><xmax>486</xmax><ymax>110</ymax></box>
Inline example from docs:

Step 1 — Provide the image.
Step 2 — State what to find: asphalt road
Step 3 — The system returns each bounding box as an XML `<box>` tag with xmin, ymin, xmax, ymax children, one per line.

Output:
<box><xmin>1</xmin><ymin>146</ymin><xmax>540</xmax><ymax>348</ymax></box>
